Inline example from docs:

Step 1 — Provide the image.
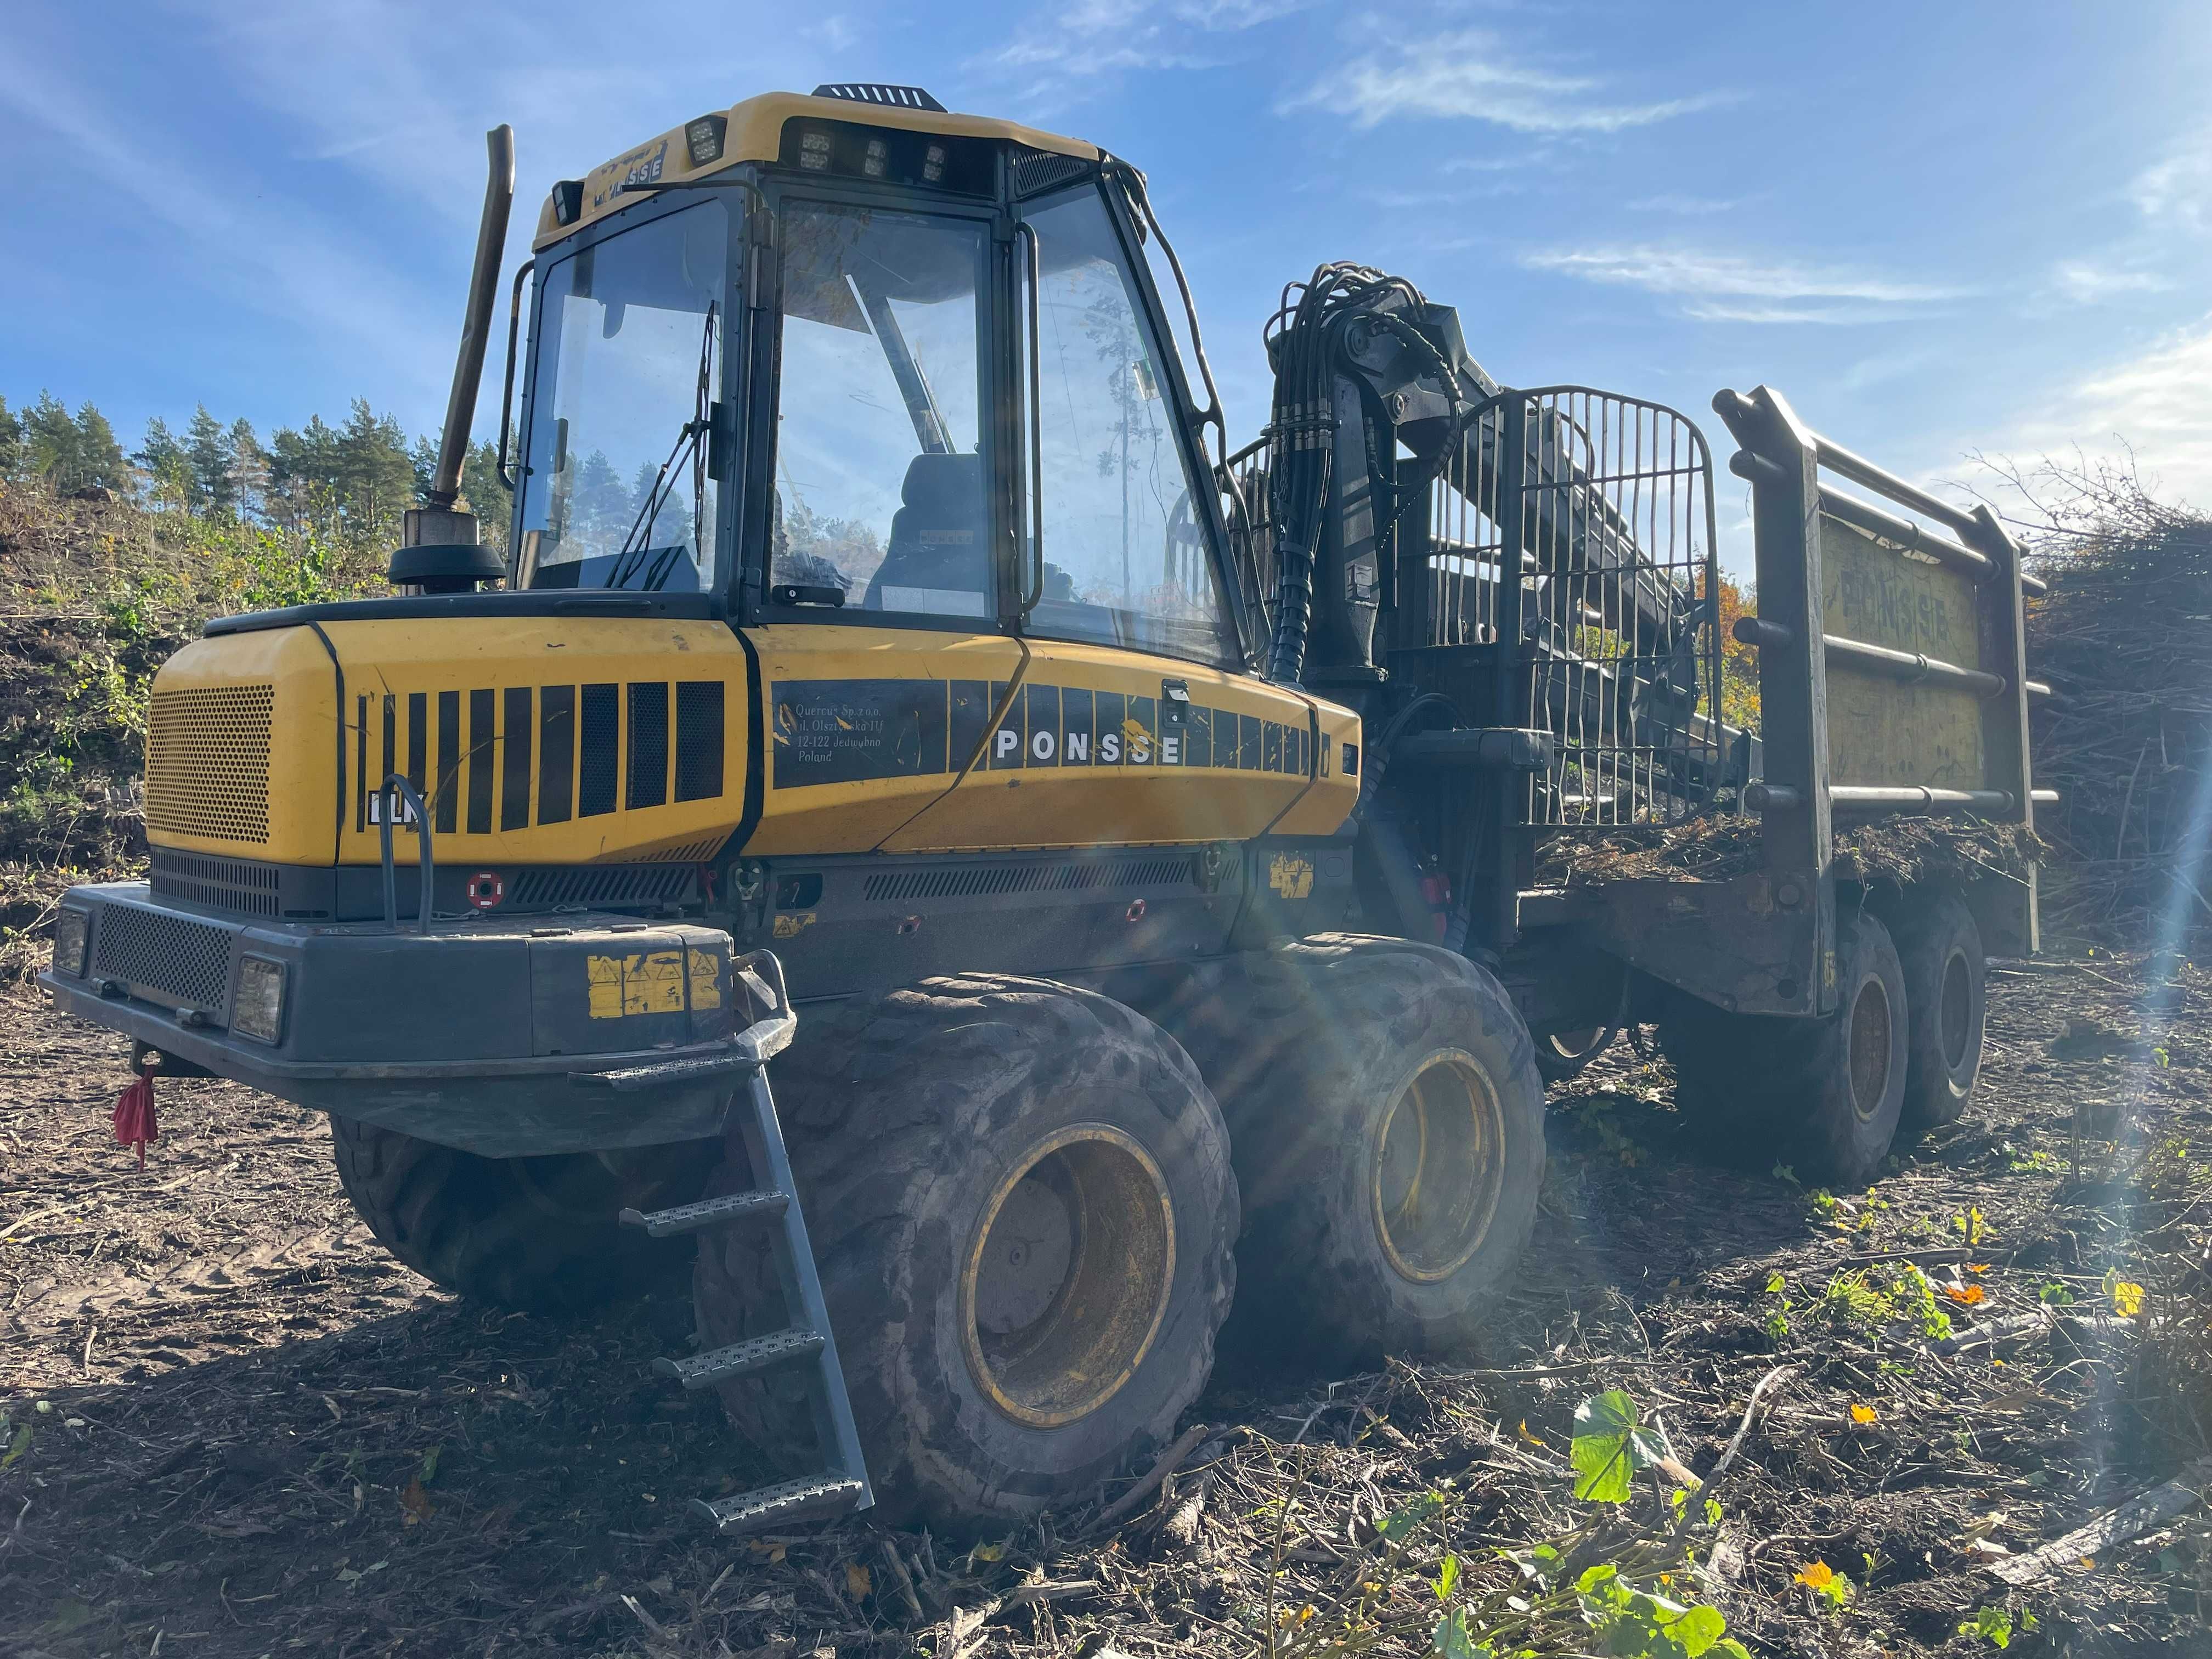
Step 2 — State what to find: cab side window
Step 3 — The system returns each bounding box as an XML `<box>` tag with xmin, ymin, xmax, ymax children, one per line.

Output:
<box><xmin>1019</xmin><ymin>189</ymin><xmax>1238</xmax><ymax>668</ymax></box>
<box><xmin>772</xmin><ymin>204</ymin><xmax>993</xmax><ymax>620</ymax></box>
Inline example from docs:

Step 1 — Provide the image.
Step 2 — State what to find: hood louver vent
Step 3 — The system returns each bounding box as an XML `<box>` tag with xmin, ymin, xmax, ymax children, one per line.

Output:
<box><xmin>812</xmin><ymin>83</ymin><xmax>946</xmax><ymax>112</ymax></box>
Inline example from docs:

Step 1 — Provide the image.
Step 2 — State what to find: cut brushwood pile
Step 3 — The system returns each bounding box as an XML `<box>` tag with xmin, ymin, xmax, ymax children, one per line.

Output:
<box><xmin>8</xmin><ymin>952</ymin><xmax>2209</xmax><ymax>1658</ymax></box>
<box><xmin>2018</xmin><ymin>463</ymin><xmax>2212</xmax><ymax>949</ymax></box>
<box><xmin>1538</xmin><ymin>812</ymin><xmax>2041</xmax><ymax>890</ymax></box>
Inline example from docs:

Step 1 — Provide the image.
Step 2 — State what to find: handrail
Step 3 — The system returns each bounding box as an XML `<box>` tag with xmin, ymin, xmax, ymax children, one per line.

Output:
<box><xmin>1716</xmin><ymin>387</ymin><xmax>2047</xmax><ymax>597</ymax></box>
<box><xmin>1816</xmin><ymin>484</ymin><xmax>1989</xmax><ymax>577</ymax></box>
<box><xmin>376</xmin><ymin>774</ymin><xmax>436</xmax><ymax>934</ymax></box>
<box><xmin>1823</xmin><ymin>633</ymin><xmax>2007</xmax><ymax>697</ymax></box>
<box><xmin>1014</xmin><ymin>222</ymin><xmax>1045</xmax><ymax>618</ymax></box>
<box><xmin>494</xmin><ymin>256</ymin><xmax>536</xmax><ymax>493</ymax></box>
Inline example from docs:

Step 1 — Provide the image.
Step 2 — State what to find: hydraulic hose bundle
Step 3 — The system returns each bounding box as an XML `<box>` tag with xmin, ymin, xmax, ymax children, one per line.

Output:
<box><xmin>1260</xmin><ymin>264</ymin><xmax>1471</xmax><ymax>684</ymax></box>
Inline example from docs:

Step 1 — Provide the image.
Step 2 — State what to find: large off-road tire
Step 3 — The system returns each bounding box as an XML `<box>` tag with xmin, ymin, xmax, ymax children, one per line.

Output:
<box><xmin>1536</xmin><ymin>1024</ymin><xmax>1617</xmax><ymax>1084</ymax></box>
<box><xmin>1142</xmin><ymin>934</ymin><xmax>1545</xmax><ymax>1365</ymax></box>
<box><xmin>1666</xmin><ymin>908</ymin><xmax>1909</xmax><ymax>1186</ymax></box>
<box><xmin>1888</xmin><ymin>890</ymin><xmax>1985</xmax><ymax>1131</ymax></box>
<box><xmin>692</xmin><ymin>975</ymin><xmax>1236</xmax><ymax>1531</ymax></box>
<box><xmin>330</xmin><ymin>1118</ymin><xmax>707</xmax><ymax>1312</ymax></box>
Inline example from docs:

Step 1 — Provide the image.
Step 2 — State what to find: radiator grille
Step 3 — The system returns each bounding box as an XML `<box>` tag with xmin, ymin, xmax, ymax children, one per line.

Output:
<box><xmin>862</xmin><ymin>855</ymin><xmax>1193</xmax><ymax>904</ymax></box>
<box><xmin>150</xmin><ymin>850</ymin><xmax>281</xmax><ymax>917</ymax></box>
<box><xmin>92</xmin><ymin>904</ymin><xmax>234</xmax><ymax>1014</ymax></box>
<box><xmin>146</xmin><ymin>685</ymin><xmax>274</xmax><ymax>843</ymax></box>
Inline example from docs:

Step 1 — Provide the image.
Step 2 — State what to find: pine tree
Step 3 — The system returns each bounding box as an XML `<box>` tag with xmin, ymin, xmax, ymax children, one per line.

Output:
<box><xmin>333</xmin><ymin>398</ymin><xmax>415</xmax><ymax>537</ymax></box>
<box><xmin>227</xmin><ymin>418</ymin><xmax>267</xmax><ymax>520</ymax></box>
<box><xmin>0</xmin><ymin>397</ymin><xmax>21</xmax><ymax>482</ymax></box>
<box><xmin>24</xmin><ymin>392</ymin><xmax>80</xmax><ymax>488</ymax></box>
<box><xmin>268</xmin><ymin>414</ymin><xmax>343</xmax><ymax>533</ymax></box>
<box><xmin>460</xmin><ymin>439</ymin><xmax>512</xmax><ymax>553</ymax></box>
<box><xmin>184</xmin><ymin>405</ymin><xmax>235</xmax><ymax>516</ymax></box>
<box><xmin>409</xmin><ymin>433</ymin><xmax>440</xmax><ymax>505</ymax></box>
<box><xmin>71</xmin><ymin>403</ymin><xmax>127</xmax><ymax>493</ymax></box>
<box><xmin>135</xmin><ymin>416</ymin><xmax>194</xmax><ymax>507</ymax></box>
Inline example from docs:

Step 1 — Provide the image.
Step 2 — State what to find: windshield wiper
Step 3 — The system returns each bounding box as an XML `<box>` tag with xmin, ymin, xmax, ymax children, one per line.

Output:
<box><xmin>608</xmin><ymin>301</ymin><xmax>719</xmax><ymax>592</ymax></box>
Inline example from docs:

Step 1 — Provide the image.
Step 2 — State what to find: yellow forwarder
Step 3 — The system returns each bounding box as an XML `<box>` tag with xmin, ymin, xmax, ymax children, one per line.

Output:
<box><xmin>46</xmin><ymin>84</ymin><xmax>2044</xmax><ymax>1533</ymax></box>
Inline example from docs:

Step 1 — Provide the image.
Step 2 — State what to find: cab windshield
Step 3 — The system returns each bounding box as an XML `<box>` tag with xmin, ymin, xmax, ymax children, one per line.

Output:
<box><xmin>516</xmin><ymin>202</ymin><xmax>729</xmax><ymax>591</ymax></box>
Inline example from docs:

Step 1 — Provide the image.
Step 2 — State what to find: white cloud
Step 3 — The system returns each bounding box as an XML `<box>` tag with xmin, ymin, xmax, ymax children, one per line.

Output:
<box><xmin>1522</xmin><ymin>245</ymin><xmax>1971</xmax><ymax>324</ymax></box>
<box><xmin>181</xmin><ymin>3</ymin><xmax>678</xmax><ymax>227</ymax></box>
<box><xmin>986</xmin><ymin>0</ymin><xmax>1304</xmax><ymax>82</ymax></box>
<box><xmin>2131</xmin><ymin>130</ymin><xmax>2212</xmax><ymax>232</ymax></box>
<box><xmin>1173</xmin><ymin>0</ymin><xmax>1310</xmax><ymax>23</ymax></box>
<box><xmin>1286</xmin><ymin>30</ymin><xmax>1735</xmax><ymax>133</ymax></box>
<box><xmin>2050</xmin><ymin>259</ymin><xmax>2174</xmax><ymax>306</ymax></box>
<box><xmin>1627</xmin><ymin>193</ymin><xmax>1745</xmax><ymax>216</ymax></box>
<box><xmin>0</xmin><ymin>48</ymin><xmax>451</xmax><ymax>405</ymax></box>
<box><xmin>1984</xmin><ymin>314</ymin><xmax>2212</xmax><ymax>516</ymax></box>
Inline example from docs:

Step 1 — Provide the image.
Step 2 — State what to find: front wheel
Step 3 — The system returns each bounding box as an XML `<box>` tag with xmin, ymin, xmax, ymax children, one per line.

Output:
<box><xmin>1147</xmin><ymin>935</ymin><xmax>1546</xmax><ymax>1365</ymax></box>
<box><xmin>692</xmin><ymin>975</ymin><xmax>1236</xmax><ymax>1531</ymax></box>
<box><xmin>330</xmin><ymin>1119</ymin><xmax>707</xmax><ymax>1311</ymax></box>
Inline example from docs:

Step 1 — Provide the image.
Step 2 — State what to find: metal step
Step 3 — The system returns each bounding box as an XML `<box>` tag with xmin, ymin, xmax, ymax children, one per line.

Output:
<box><xmin>626</xmin><ymin>947</ymin><xmax>874</xmax><ymax>1533</ymax></box>
<box><xmin>619</xmin><ymin>1189</ymin><xmax>791</xmax><ymax>1238</ymax></box>
<box><xmin>692</xmin><ymin>1474</ymin><xmax>869</xmax><ymax>1536</ymax></box>
<box><xmin>655</xmin><ymin>1327</ymin><xmax>825</xmax><ymax>1390</ymax></box>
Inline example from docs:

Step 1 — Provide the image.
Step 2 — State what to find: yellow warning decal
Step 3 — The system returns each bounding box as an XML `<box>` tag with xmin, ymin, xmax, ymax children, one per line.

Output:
<box><xmin>771</xmin><ymin>912</ymin><xmax>817</xmax><ymax>940</ymax></box>
<box><xmin>1268</xmin><ymin>853</ymin><xmax>1314</xmax><ymax>899</ymax></box>
<box><xmin>586</xmin><ymin>951</ymin><xmax>687</xmax><ymax>1018</ymax></box>
<box><xmin>687</xmin><ymin>948</ymin><xmax>721</xmax><ymax>1009</ymax></box>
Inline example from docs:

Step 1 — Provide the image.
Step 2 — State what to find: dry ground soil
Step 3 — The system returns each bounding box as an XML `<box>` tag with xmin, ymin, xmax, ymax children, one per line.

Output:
<box><xmin>4</xmin><ymin>956</ymin><xmax>2210</xmax><ymax>1658</ymax></box>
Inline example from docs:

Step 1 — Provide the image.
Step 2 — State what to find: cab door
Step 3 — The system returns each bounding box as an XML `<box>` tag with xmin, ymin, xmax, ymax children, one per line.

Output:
<box><xmin>883</xmin><ymin>179</ymin><xmax>1346</xmax><ymax>853</ymax></box>
<box><xmin>741</xmin><ymin>188</ymin><xmax>1027</xmax><ymax>856</ymax></box>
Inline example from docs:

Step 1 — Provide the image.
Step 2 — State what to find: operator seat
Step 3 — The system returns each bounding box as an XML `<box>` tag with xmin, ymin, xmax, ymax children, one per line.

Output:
<box><xmin>864</xmin><ymin>452</ymin><xmax>989</xmax><ymax>612</ymax></box>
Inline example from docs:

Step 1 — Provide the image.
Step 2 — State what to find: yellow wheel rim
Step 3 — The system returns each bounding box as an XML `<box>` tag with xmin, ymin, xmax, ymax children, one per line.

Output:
<box><xmin>959</xmin><ymin>1124</ymin><xmax>1176</xmax><ymax>1427</ymax></box>
<box><xmin>1370</xmin><ymin>1049</ymin><xmax>1506</xmax><ymax>1283</ymax></box>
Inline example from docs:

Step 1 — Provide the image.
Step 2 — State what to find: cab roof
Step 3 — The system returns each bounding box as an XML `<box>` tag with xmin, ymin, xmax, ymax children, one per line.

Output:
<box><xmin>532</xmin><ymin>87</ymin><xmax>1099</xmax><ymax>250</ymax></box>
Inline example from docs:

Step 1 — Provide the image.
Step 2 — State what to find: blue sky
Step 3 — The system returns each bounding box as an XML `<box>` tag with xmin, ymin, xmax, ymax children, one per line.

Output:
<box><xmin>5</xmin><ymin>1</ymin><xmax>2210</xmax><ymax>565</ymax></box>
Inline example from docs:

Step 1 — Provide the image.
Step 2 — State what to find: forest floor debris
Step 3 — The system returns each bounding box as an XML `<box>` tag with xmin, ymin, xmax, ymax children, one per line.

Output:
<box><xmin>7</xmin><ymin>951</ymin><xmax>2210</xmax><ymax>1657</ymax></box>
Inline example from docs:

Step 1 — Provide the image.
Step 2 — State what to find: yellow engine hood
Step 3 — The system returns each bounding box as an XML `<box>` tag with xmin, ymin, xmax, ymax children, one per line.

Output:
<box><xmin>146</xmin><ymin>614</ymin><xmax>751</xmax><ymax>867</ymax></box>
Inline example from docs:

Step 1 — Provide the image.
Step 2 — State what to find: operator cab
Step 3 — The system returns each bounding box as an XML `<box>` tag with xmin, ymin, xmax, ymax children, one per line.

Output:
<box><xmin>507</xmin><ymin>84</ymin><xmax>1248</xmax><ymax>672</ymax></box>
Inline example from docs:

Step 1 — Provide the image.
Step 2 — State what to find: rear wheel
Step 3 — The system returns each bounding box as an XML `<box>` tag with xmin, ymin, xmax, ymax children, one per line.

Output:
<box><xmin>1145</xmin><ymin>935</ymin><xmax>1545</xmax><ymax>1364</ymax></box>
<box><xmin>329</xmin><ymin>1119</ymin><xmax>706</xmax><ymax>1311</ymax></box>
<box><xmin>1889</xmin><ymin>891</ymin><xmax>1985</xmax><ymax>1131</ymax></box>
<box><xmin>692</xmin><ymin>975</ymin><xmax>1235</xmax><ymax>1531</ymax></box>
<box><xmin>1667</xmin><ymin>909</ymin><xmax>1909</xmax><ymax>1186</ymax></box>
<box><xmin>1536</xmin><ymin>1024</ymin><xmax>1617</xmax><ymax>1084</ymax></box>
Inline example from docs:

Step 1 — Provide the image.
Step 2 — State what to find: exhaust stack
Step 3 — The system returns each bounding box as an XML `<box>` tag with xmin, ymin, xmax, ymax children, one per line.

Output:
<box><xmin>392</xmin><ymin>124</ymin><xmax>516</xmax><ymax>593</ymax></box>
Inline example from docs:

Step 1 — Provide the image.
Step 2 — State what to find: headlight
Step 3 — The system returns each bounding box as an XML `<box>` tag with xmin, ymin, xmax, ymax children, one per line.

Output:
<box><xmin>233</xmin><ymin>956</ymin><xmax>286</xmax><ymax>1045</ymax></box>
<box><xmin>53</xmin><ymin>907</ymin><xmax>89</xmax><ymax>977</ymax></box>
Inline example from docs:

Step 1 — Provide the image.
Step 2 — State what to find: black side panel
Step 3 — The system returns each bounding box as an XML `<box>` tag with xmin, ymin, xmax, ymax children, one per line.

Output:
<box><xmin>539</xmin><ymin>685</ymin><xmax>576</xmax><ymax>825</ymax></box>
<box><xmin>737</xmin><ymin>846</ymin><xmax>1242</xmax><ymax>1001</ymax></box>
<box><xmin>355</xmin><ymin>695</ymin><xmax>369</xmax><ymax>832</ymax></box>
<box><xmin>406</xmin><ymin>692</ymin><xmax>427</xmax><ymax>797</ymax></box>
<box><xmin>435</xmin><ymin>692</ymin><xmax>460</xmax><ymax>833</ymax></box>
<box><xmin>948</xmin><ymin>679</ymin><xmax>991</xmax><ymax>770</ymax></box>
<box><xmin>467</xmin><ymin>689</ymin><xmax>496</xmax><ymax>834</ymax></box>
<box><xmin>580</xmin><ymin>683</ymin><xmax>620</xmax><ymax>817</ymax></box>
<box><xmin>501</xmin><ymin>687</ymin><xmax>533</xmax><ymax>831</ymax></box>
<box><xmin>628</xmin><ymin>681</ymin><xmax>670</xmax><ymax>809</ymax></box>
<box><xmin>675</xmin><ymin>680</ymin><xmax>725</xmax><ymax>802</ymax></box>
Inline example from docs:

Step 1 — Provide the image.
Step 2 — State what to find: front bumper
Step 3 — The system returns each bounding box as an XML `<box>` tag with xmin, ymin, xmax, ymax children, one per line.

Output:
<box><xmin>42</xmin><ymin>882</ymin><xmax>755</xmax><ymax>1158</ymax></box>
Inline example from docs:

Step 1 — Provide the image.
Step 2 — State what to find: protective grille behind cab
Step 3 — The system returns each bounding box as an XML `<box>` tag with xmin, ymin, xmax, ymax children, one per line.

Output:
<box><xmin>92</xmin><ymin>904</ymin><xmax>234</xmax><ymax>1017</ymax></box>
<box><xmin>146</xmin><ymin>684</ymin><xmax>274</xmax><ymax>843</ymax></box>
